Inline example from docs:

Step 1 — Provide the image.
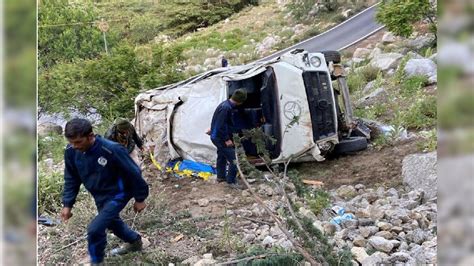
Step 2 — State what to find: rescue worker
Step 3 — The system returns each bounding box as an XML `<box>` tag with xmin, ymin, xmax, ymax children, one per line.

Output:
<box><xmin>61</xmin><ymin>118</ymin><xmax>149</xmax><ymax>265</ymax></box>
<box><xmin>208</xmin><ymin>89</ymin><xmax>247</xmax><ymax>188</ymax></box>
<box><xmin>105</xmin><ymin>118</ymin><xmax>144</xmax><ymax>165</ymax></box>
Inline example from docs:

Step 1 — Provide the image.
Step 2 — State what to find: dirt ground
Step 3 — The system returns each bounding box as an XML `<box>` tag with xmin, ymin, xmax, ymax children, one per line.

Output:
<box><xmin>293</xmin><ymin>139</ymin><xmax>420</xmax><ymax>190</ymax></box>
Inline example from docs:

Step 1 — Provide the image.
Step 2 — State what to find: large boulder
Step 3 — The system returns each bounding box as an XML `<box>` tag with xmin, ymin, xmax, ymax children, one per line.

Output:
<box><xmin>38</xmin><ymin>122</ymin><xmax>63</xmax><ymax>136</ymax></box>
<box><xmin>370</xmin><ymin>53</ymin><xmax>403</xmax><ymax>71</ymax></box>
<box><xmin>369</xmin><ymin>47</ymin><xmax>382</xmax><ymax>59</ymax></box>
<box><xmin>404</xmin><ymin>58</ymin><xmax>437</xmax><ymax>78</ymax></box>
<box><xmin>406</xmin><ymin>34</ymin><xmax>435</xmax><ymax>50</ymax></box>
<box><xmin>402</xmin><ymin>152</ymin><xmax>437</xmax><ymax>200</ymax></box>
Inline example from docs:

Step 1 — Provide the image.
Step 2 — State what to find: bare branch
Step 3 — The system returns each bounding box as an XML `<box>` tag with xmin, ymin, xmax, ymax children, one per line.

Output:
<box><xmin>235</xmin><ymin>149</ymin><xmax>320</xmax><ymax>265</ymax></box>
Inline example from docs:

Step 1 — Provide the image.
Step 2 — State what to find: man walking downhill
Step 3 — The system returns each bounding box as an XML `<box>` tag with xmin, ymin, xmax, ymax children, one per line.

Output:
<box><xmin>208</xmin><ymin>89</ymin><xmax>247</xmax><ymax>189</ymax></box>
<box><xmin>61</xmin><ymin>118</ymin><xmax>149</xmax><ymax>265</ymax></box>
<box><xmin>105</xmin><ymin>118</ymin><xmax>144</xmax><ymax>166</ymax></box>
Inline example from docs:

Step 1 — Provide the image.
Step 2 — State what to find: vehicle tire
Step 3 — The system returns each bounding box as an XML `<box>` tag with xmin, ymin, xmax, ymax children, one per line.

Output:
<box><xmin>333</xmin><ymin>136</ymin><xmax>367</xmax><ymax>155</ymax></box>
<box><xmin>321</xmin><ymin>50</ymin><xmax>341</xmax><ymax>64</ymax></box>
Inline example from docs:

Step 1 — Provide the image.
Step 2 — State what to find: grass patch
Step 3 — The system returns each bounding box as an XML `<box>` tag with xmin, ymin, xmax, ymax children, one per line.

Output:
<box><xmin>347</xmin><ymin>70</ymin><xmax>367</xmax><ymax>93</ymax></box>
<box><xmin>306</xmin><ymin>190</ymin><xmax>330</xmax><ymax>215</ymax></box>
<box><xmin>401</xmin><ymin>94</ymin><xmax>437</xmax><ymax>129</ymax></box>
<box><xmin>400</xmin><ymin>75</ymin><xmax>428</xmax><ymax>97</ymax></box>
<box><xmin>417</xmin><ymin>128</ymin><xmax>437</xmax><ymax>152</ymax></box>
<box><xmin>360</xmin><ymin>65</ymin><xmax>381</xmax><ymax>83</ymax></box>
<box><xmin>38</xmin><ymin>134</ymin><xmax>67</xmax><ymax>162</ymax></box>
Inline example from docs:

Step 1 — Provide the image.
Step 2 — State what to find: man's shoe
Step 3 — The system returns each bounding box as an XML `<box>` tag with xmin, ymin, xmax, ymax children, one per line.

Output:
<box><xmin>110</xmin><ymin>237</ymin><xmax>150</xmax><ymax>256</ymax></box>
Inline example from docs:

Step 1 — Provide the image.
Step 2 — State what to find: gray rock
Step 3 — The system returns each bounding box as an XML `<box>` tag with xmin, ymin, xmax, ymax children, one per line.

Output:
<box><xmin>398</xmin><ymin>241</ymin><xmax>409</xmax><ymax>251</ymax></box>
<box><xmin>369</xmin><ymin>47</ymin><xmax>382</xmax><ymax>59</ymax></box>
<box><xmin>262</xmin><ymin>235</ymin><xmax>275</xmax><ymax>246</ymax></box>
<box><xmin>353</xmin><ymin>48</ymin><xmax>371</xmax><ymax>60</ymax></box>
<box><xmin>370</xmin><ymin>53</ymin><xmax>403</xmax><ymax>71</ymax></box>
<box><xmin>360</xmin><ymin>226</ymin><xmax>379</xmax><ymax>238</ymax></box>
<box><xmin>428</xmin><ymin>74</ymin><xmax>437</xmax><ymax>84</ymax></box>
<box><xmin>242</xmin><ymin>233</ymin><xmax>256</xmax><ymax>243</ymax></box>
<box><xmin>361</xmin><ymin>251</ymin><xmax>389</xmax><ymax>265</ymax></box>
<box><xmin>375</xmin><ymin>231</ymin><xmax>393</xmax><ymax>239</ymax></box>
<box><xmin>409</xmin><ymin>244</ymin><xmax>437</xmax><ymax>264</ymax></box>
<box><xmin>406</xmin><ymin>34</ymin><xmax>435</xmax><ymax>50</ymax></box>
<box><xmin>368</xmin><ymin>205</ymin><xmax>385</xmax><ymax>220</ymax></box>
<box><xmin>353</xmin><ymin>236</ymin><xmax>367</xmax><ymax>247</ymax></box>
<box><xmin>276</xmin><ymin>239</ymin><xmax>293</xmax><ymax>250</ymax></box>
<box><xmin>391</xmin><ymin>219</ymin><xmax>403</xmax><ymax>227</ymax></box>
<box><xmin>407</xmin><ymin>51</ymin><xmax>424</xmax><ymax>59</ymax></box>
<box><xmin>386</xmin><ymin>188</ymin><xmax>399</xmax><ymax>198</ymax></box>
<box><xmin>389</xmin><ymin>252</ymin><xmax>412</xmax><ymax>263</ymax></box>
<box><xmin>336</xmin><ymin>185</ymin><xmax>357</xmax><ymax>199</ymax></box>
<box><xmin>38</xmin><ymin>122</ymin><xmax>63</xmax><ymax>136</ymax></box>
<box><xmin>323</xmin><ymin>222</ymin><xmax>336</xmax><ymax>236</ymax></box>
<box><xmin>351</xmin><ymin>247</ymin><xmax>369</xmax><ymax>263</ymax></box>
<box><xmin>382</xmin><ymin>32</ymin><xmax>397</xmax><ymax>44</ymax></box>
<box><xmin>198</xmin><ymin>199</ymin><xmax>209</xmax><ymax>207</ymax></box>
<box><xmin>355</xmin><ymin>184</ymin><xmax>366</xmax><ymax>191</ymax></box>
<box><xmin>335</xmin><ymin>228</ymin><xmax>350</xmax><ymax>241</ymax></box>
<box><xmin>358</xmin><ymin>218</ymin><xmax>375</xmax><ymax>227</ymax></box>
<box><xmin>406</xmin><ymin>228</ymin><xmax>428</xmax><ymax>244</ymax></box>
<box><xmin>391</xmin><ymin>226</ymin><xmax>403</xmax><ymax>234</ymax></box>
<box><xmin>363</xmin><ymin>192</ymin><xmax>379</xmax><ymax>203</ymax></box>
<box><xmin>369</xmin><ymin>236</ymin><xmax>394</xmax><ymax>253</ymax></box>
<box><xmin>403</xmin><ymin>200</ymin><xmax>421</xmax><ymax>210</ymax></box>
<box><xmin>270</xmin><ymin>226</ymin><xmax>283</xmax><ymax>237</ymax></box>
<box><xmin>402</xmin><ymin>152</ymin><xmax>437</xmax><ymax>200</ymax></box>
<box><xmin>182</xmin><ymin>255</ymin><xmax>200</xmax><ymax>265</ymax></box>
<box><xmin>404</xmin><ymin>58</ymin><xmax>437</xmax><ymax>78</ymax></box>
<box><xmin>355</xmin><ymin>87</ymin><xmax>388</xmax><ymax>108</ymax></box>
<box><xmin>376</xmin><ymin>222</ymin><xmax>392</xmax><ymax>231</ymax></box>
<box><xmin>341</xmin><ymin>9</ymin><xmax>353</xmax><ymax>18</ymax></box>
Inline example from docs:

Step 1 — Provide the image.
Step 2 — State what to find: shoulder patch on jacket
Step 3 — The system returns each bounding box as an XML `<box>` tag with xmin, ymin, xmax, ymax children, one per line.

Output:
<box><xmin>101</xmin><ymin>146</ymin><xmax>113</xmax><ymax>154</ymax></box>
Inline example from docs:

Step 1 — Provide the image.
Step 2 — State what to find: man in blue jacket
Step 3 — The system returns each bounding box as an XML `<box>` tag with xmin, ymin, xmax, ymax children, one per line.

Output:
<box><xmin>208</xmin><ymin>89</ymin><xmax>247</xmax><ymax>188</ymax></box>
<box><xmin>60</xmin><ymin>118</ymin><xmax>149</xmax><ymax>265</ymax></box>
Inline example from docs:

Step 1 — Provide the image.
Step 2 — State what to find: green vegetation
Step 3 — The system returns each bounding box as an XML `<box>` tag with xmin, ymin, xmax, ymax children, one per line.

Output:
<box><xmin>402</xmin><ymin>94</ymin><xmax>437</xmax><ymax>129</ymax></box>
<box><xmin>376</xmin><ymin>0</ymin><xmax>437</xmax><ymax>38</ymax></box>
<box><xmin>400</xmin><ymin>75</ymin><xmax>429</xmax><ymax>97</ymax></box>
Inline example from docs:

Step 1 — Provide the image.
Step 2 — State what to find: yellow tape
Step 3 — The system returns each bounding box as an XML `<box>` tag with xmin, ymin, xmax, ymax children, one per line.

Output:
<box><xmin>149</xmin><ymin>151</ymin><xmax>212</xmax><ymax>181</ymax></box>
<box><xmin>149</xmin><ymin>151</ymin><xmax>162</xmax><ymax>171</ymax></box>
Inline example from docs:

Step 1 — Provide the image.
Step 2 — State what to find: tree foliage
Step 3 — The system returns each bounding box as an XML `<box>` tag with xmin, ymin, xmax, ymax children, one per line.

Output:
<box><xmin>38</xmin><ymin>0</ymin><xmax>118</xmax><ymax>69</ymax></box>
<box><xmin>376</xmin><ymin>0</ymin><xmax>437</xmax><ymax>38</ymax></box>
<box><xmin>39</xmin><ymin>44</ymin><xmax>185</xmax><ymax>119</ymax></box>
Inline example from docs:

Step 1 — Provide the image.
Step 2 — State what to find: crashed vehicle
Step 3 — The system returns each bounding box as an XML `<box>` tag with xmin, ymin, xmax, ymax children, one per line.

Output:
<box><xmin>134</xmin><ymin>49</ymin><xmax>370</xmax><ymax>167</ymax></box>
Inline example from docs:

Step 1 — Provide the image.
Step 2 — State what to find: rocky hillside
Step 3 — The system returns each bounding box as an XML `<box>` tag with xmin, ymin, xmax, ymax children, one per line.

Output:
<box><xmin>38</xmin><ymin>2</ymin><xmax>438</xmax><ymax>265</ymax></box>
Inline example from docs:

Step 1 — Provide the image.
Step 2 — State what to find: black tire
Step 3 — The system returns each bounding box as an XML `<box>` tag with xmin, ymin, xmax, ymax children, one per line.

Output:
<box><xmin>321</xmin><ymin>50</ymin><xmax>341</xmax><ymax>64</ymax></box>
<box><xmin>333</xmin><ymin>136</ymin><xmax>367</xmax><ymax>155</ymax></box>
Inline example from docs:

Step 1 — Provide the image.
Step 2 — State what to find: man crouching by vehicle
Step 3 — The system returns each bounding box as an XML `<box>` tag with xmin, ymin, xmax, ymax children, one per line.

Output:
<box><xmin>61</xmin><ymin>118</ymin><xmax>149</xmax><ymax>265</ymax></box>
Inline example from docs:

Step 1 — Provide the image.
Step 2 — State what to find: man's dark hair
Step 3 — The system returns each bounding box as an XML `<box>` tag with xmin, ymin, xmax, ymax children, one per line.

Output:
<box><xmin>64</xmin><ymin>118</ymin><xmax>93</xmax><ymax>138</ymax></box>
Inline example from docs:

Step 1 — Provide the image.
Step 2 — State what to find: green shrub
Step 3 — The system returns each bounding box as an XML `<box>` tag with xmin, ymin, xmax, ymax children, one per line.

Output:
<box><xmin>38</xmin><ymin>135</ymin><xmax>67</xmax><ymax>162</ymax></box>
<box><xmin>347</xmin><ymin>71</ymin><xmax>366</xmax><ymax>92</ymax></box>
<box><xmin>38</xmin><ymin>171</ymin><xmax>64</xmax><ymax>214</ymax></box>
<box><xmin>360</xmin><ymin>65</ymin><xmax>381</xmax><ymax>82</ymax></box>
<box><xmin>306</xmin><ymin>190</ymin><xmax>330</xmax><ymax>215</ymax></box>
<box><xmin>402</xmin><ymin>95</ymin><xmax>437</xmax><ymax>129</ymax></box>
<box><xmin>401</xmin><ymin>75</ymin><xmax>428</xmax><ymax>97</ymax></box>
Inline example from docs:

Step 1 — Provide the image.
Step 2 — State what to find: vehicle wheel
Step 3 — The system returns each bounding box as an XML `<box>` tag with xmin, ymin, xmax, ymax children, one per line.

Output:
<box><xmin>333</xmin><ymin>136</ymin><xmax>367</xmax><ymax>155</ymax></box>
<box><xmin>321</xmin><ymin>50</ymin><xmax>341</xmax><ymax>64</ymax></box>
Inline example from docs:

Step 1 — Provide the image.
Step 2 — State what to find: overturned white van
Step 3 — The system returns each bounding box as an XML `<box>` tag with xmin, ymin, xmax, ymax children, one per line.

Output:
<box><xmin>134</xmin><ymin>49</ymin><xmax>370</xmax><ymax>167</ymax></box>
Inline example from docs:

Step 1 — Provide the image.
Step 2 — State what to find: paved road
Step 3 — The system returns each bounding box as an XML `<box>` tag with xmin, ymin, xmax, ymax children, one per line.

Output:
<box><xmin>259</xmin><ymin>4</ymin><xmax>384</xmax><ymax>61</ymax></box>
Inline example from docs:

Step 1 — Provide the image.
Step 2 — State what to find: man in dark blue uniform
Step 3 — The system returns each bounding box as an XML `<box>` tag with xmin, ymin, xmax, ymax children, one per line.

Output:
<box><xmin>60</xmin><ymin>118</ymin><xmax>149</xmax><ymax>265</ymax></box>
<box><xmin>208</xmin><ymin>89</ymin><xmax>247</xmax><ymax>188</ymax></box>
